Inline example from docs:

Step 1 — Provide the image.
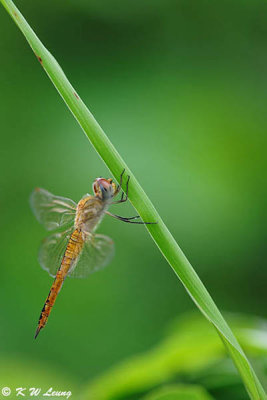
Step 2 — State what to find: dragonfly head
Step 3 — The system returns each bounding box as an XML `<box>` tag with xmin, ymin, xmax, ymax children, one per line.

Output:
<box><xmin>93</xmin><ymin>178</ymin><xmax>116</xmax><ymax>200</ymax></box>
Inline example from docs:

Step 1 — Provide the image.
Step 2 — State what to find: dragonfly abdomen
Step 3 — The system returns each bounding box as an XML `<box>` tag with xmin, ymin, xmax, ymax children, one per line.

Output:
<box><xmin>34</xmin><ymin>229</ymin><xmax>84</xmax><ymax>339</ymax></box>
<box><xmin>62</xmin><ymin>229</ymin><xmax>84</xmax><ymax>271</ymax></box>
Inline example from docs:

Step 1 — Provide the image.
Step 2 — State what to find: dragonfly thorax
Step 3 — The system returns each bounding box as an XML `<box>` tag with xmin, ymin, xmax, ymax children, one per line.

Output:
<box><xmin>75</xmin><ymin>195</ymin><xmax>109</xmax><ymax>234</ymax></box>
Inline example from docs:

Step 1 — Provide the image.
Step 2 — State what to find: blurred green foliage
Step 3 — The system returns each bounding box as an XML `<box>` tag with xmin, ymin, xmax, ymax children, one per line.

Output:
<box><xmin>81</xmin><ymin>313</ymin><xmax>267</xmax><ymax>400</ymax></box>
<box><xmin>0</xmin><ymin>0</ymin><xmax>266</xmax><ymax>399</ymax></box>
<box><xmin>141</xmin><ymin>384</ymin><xmax>214</xmax><ymax>400</ymax></box>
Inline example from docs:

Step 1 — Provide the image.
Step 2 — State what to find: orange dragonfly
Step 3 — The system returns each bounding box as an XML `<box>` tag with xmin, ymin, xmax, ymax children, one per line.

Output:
<box><xmin>30</xmin><ymin>170</ymin><xmax>154</xmax><ymax>339</ymax></box>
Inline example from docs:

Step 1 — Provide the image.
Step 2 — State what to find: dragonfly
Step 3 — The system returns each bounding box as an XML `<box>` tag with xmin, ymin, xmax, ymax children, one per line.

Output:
<box><xmin>30</xmin><ymin>170</ymin><xmax>155</xmax><ymax>339</ymax></box>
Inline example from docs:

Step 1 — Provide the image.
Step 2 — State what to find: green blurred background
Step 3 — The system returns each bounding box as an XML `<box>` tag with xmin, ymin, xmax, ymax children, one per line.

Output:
<box><xmin>0</xmin><ymin>0</ymin><xmax>266</xmax><ymax>399</ymax></box>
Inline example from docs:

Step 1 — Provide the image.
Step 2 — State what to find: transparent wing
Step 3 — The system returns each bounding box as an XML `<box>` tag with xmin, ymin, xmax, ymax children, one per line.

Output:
<box><xmin>30</xmin><ymin>188</ymin><xmax>76</xmax><ymax>230</ymax></box>
<box><xmin>68</xmin><ymin>234</ymin><xmax>115</xmax><ymax>279</ymax></box>
<box><xmin>38</xmin><ymin>229</ymin><xmax>72</xmax><ymax>277</ymax></box>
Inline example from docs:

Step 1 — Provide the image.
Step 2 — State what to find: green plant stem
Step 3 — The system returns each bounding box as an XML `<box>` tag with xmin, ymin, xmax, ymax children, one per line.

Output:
<box><xmin>1</xmin><ymin>1</ymin><xmax>265</xmax><ymax>399</ymax></box>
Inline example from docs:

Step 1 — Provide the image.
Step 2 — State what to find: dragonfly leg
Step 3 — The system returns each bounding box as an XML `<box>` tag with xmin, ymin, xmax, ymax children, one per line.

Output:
<box><xmin>105</xmin><ymin>211</ymin><xmax>157</xmax><ymax>225</ymax></box>
<box><xmin>113</xmin><ymin>173</ymin><xmax>130</xmax><ymax>204</ymax></box>
<box><xmin>113</xmin><ymin>168</ymin><xmax>125</xmax><ymax>197</ymax></box>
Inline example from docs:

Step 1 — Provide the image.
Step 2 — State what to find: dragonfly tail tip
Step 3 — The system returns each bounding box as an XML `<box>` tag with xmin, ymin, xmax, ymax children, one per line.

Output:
<box><xmin>34</xmin><ymin>326</ymin><xmax>41</xmax><ymax>340</ymax></box>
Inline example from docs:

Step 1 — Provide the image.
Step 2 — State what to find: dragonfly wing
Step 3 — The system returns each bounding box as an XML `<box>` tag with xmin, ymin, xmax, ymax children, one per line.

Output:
<box><xmin>30</xmin><ymin>188</ymin><xmax>76</xmax><ymax>230</ymax></box>
<box><xmin>68</xmin><ymin>234</ymin><xmax>115</xmax><ymax>279</ymax></box>
<box><xmin>38</xmin><ymin>229</ymin><xmax>72</xmax><ymax>277</ymax></box>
